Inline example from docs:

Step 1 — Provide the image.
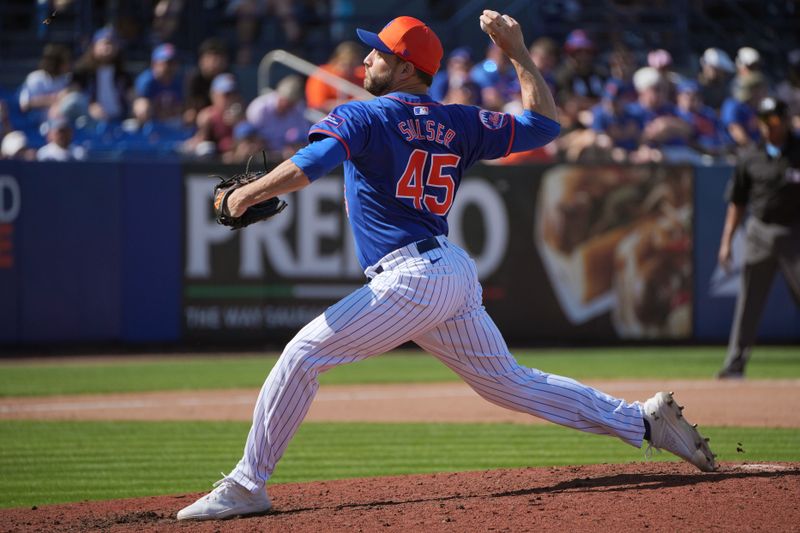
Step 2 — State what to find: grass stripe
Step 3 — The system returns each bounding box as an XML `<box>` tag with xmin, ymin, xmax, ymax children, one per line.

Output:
<box><xmin>0</xmin><ymin>420</ymin><xmax>798</xmax><ymax>509</ymax></box>
<box><xmin>1</xmin><ymin>347</ymin><xmax>798</xmax><ymax>397</ymax></box>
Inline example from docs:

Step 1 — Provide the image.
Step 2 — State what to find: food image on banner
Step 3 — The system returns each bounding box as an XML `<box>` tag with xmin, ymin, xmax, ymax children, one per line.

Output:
<box><xmin>534</xmin><ymin>165</ymin><xmax>693</xmax><ymax>339</ymax></box>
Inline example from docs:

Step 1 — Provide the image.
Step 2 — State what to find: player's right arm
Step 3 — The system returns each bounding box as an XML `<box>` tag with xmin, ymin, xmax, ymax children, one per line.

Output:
<box><xmin>718</xmin><ymin>160</ymin><xmax>750</xmax><ymax>270</ymax></box>
<box><xmin>718</xmin><ymin>203</ymin><xmax>745</xmax><ymax>271</ymax></box>
<box><xmin>479</xmin><ymin>10</ymin><xmax>557</xmax><ymax>121</ymax></box>
<box><xmin>469</xmin><ymin>10</ymin><xmax>560</xmax><ymax>161</ymax></box>
<box><xmin>224</xmin><ymin>101</ymin><xmax>366</xmax><ymax>216</ymax></box>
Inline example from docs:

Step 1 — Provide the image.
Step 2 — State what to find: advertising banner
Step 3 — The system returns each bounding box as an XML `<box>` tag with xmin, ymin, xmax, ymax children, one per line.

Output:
<box><xmin>183</xmin><ymin>163</ymin><xmax>694</xmax><ymax>344</ymax></box>
<box><xmin>0</xmin><ymin>160</ymin><xmax>183</xmax><ymax>348</ymax></box>
<box><xmin>7</xmin><ymin>162</ymin><xmax>123</xmax><ymax>343</ymax></box>
<box><xmin>0</xmin><ymin>166</ymin><xmax>22</xmax><ymax>343</ymax></box>
<box><xmin>474</xmin><ymin>164</ymin><xmax>693</xmax><ymax>342</ymax></box>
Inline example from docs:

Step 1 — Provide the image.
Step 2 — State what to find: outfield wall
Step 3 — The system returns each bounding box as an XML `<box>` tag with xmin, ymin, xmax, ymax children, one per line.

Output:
<box><xmin>1</xmin><ymin>160</ymin><xmax>798</xmax><ymax>347</ymax></box>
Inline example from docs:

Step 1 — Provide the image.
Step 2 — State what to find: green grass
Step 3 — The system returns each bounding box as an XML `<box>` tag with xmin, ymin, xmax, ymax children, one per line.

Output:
<box><xmin>1</xmin><ymin>347</ymin><xmax>798</xmax><ymax>397</ymax></box>
<box><xmin>0</xmin><ymin>420</ymin><xmax>797</xmax><ymax>509</ymax></box>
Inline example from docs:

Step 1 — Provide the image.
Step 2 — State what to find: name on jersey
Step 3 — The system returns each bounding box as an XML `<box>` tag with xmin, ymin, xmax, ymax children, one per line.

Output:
<box><xmin>397</xmin><ymin>119</ymin><xmax>456</xmax><ymax>148</ymax></box>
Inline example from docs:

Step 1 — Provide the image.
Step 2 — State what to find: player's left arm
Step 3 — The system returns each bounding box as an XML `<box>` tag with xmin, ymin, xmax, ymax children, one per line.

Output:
<box><xmin>224</xmin><ymin>137</ymin><xmax>346</xmax><ymax>217</ymax></box>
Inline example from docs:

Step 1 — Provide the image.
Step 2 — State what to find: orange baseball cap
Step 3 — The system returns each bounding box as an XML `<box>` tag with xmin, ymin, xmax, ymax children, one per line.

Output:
<box><xmin>356</xmin><ymin>16</ymin><xmax>443</xmax><ymax>75</ymax></box>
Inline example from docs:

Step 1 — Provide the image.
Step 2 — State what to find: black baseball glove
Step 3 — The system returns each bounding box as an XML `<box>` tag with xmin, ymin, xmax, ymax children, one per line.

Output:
<box><xmin>213</xmin><ymin>152</ymin><xmax>287</xmax><ymax>230</ymax></box>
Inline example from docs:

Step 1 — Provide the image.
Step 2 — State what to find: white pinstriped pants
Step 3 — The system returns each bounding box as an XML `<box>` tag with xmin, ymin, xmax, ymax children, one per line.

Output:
<box><xmin>230</xmin><ymin>236</ymin><xmax>646</xmax><ymax>492</ymax></box>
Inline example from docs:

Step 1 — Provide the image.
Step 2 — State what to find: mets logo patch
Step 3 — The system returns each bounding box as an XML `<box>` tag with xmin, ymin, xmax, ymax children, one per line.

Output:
<box><xmin>479</xmin><ymin>110</ymin><xmax>507</xmax><ymax>130</ymax></box>
<box><xmin>413</xmin><ymin>106</ymin><xmax>429</xmax><ymax>116</ymax></box>
<box><xmin>322</xmin><ymin>113</ymin><xmax>345</xmax><ymax>128</ymax></box>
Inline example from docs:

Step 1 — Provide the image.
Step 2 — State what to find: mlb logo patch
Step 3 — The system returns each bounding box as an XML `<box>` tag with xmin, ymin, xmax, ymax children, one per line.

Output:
<box><xmin>413</xmin><ymin>106</ymin><xmax>429</xmax><ymax>116</ymax></box>
<box><xmin>479</xmin><ymin>110</ymin><xmax>507</xmax><ymax>130</ymax></box>
<box><xmin>322</xmin><ymin>113</ymin><xmax>345</xmax><ymax>128</ymax></box>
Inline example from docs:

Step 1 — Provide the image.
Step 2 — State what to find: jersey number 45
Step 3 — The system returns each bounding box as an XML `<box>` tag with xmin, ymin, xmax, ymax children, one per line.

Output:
<box><xmin>395</xmin><ymin>149</ymin><xmax>461</xmax><ymax>216</ymax></box>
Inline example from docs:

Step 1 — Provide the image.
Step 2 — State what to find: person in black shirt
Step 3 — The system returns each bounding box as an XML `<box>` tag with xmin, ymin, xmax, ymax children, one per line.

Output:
<box><xmin>717</xmin><ymin>98</ymin><xmax>800</xmax><ymax>378</ymax></box>
<box><xmin>183</xmin><ymin>38</ymin><xmax>230</xmax><ymax>125</ymax></box>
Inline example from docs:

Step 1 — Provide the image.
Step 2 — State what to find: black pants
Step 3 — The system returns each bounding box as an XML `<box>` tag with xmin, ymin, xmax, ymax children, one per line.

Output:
<box><xmin>721</xmin><ymin>217</ymin><xmax>800</xmax><ymax>375</ymax></box>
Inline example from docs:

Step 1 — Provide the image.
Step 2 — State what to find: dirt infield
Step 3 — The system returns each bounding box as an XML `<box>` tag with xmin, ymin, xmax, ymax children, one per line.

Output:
<box><xmin>1</xmin><ymin>462</ymin><xmax>798</xmax><ymax>532</ymax></box>
<box><xmin>2</xmin><ymin>379</ymin><xmax>799</xmax><ymax>427</ymax></box>
<box><xmin>2</xmin><ymin>379</ymin><xmax>799</xmax><ymax>531</ymax></box>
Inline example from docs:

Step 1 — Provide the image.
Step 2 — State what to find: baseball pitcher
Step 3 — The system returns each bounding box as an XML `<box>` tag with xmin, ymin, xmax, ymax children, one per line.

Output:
<box><xmin>179</xmin><ymin>11</ymin><xmax>717</xmax><ymax>520</ymax></box>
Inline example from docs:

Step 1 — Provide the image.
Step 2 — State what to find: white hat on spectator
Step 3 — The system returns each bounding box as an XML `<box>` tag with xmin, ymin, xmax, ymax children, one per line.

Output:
<box><xmin>700</xmin><ymin>48</ymin><xmax>735</xmax><ymax>73</ymax></box>
<box><xmin>1</xmin><ymin>131</ymin><xmax>28</xmax><ymax>158</ymax></box>
<box><xmin>736</xmin><ymin>47</ymin><xmax>760</xmax><ymax>68</ymax></box>
<box><xmin>633</xmin><ymin>67</ymin><xmax>663</xmax><ymax>92</ymax></box>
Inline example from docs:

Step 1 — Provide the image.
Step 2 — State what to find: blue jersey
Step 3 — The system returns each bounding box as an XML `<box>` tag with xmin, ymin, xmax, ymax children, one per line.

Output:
<box><xmin>721</xmin><ymin>98</ymin><xmax>761</xmax><ymax>142</ymax></box>
<box><xmin>306</xmin><ymin>92</ymin><xmax>558</xmax><ymax>269</ymax></box>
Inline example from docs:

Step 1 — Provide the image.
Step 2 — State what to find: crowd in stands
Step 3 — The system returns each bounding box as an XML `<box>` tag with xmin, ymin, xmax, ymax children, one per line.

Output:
<box><xmin>1</xmin><ymin>20</ymin><xmax>800</xmax><ymax>165</ymax></box>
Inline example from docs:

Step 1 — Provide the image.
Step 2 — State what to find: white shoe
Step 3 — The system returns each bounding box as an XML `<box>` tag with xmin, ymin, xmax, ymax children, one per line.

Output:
<box><xmin>177</xmin><ymin>476</ymin><xmax>272</xmax><ymax>520</ymax></box>
<box><xmin>642</xmin><ymin>391</ymin><xmax>718</xmax><ymax>472</ymax></box>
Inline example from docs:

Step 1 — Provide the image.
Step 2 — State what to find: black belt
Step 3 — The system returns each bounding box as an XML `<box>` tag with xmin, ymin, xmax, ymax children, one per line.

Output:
<box><xmin>374</xmin><ymin>236</ymin><xmax>441</xmax><ymax>275</ymax></box>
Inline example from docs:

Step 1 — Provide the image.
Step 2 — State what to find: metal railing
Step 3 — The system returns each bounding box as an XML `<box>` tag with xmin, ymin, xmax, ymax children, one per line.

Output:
<box><xmin>257</xmin><ymin>49</ymin><xmax>372</xmax><ymax>122</ymax></box>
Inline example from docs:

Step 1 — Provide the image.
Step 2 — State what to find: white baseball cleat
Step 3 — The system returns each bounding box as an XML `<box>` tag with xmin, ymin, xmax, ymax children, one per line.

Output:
<box><xmin>177</xmin><ymin>476</ymin><xmax>272</xmax><ymax>520</ymax></box>
<box><xmin>642</xmin><ymin>391</ymin><xmax>718</xmax><ymax>472</ymax></box>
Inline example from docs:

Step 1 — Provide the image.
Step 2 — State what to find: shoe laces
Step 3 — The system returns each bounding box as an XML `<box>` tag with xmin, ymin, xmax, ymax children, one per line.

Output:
<box><xmin>208</xmin><ymin>473</ymin><xmax>238</xmax><ymax>499</ymax></box>
<box><xmin>644</xmin><ymin>442</ymin><xmax>661</xmax><ymax>460</ymax></box>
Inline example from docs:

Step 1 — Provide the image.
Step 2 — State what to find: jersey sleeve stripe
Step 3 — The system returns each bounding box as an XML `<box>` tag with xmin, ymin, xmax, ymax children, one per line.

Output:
<box><xmin>503</xmin><ymin>113</ymin><xmax>516</xmax><ymax>157</ymax></box>
<box><xmin>309</xmin><ymin>128</ymin><xmax>351</xmax><ymax>160</ymax></box>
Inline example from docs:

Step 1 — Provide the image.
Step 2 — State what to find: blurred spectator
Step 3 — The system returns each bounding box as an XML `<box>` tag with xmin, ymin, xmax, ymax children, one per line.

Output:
<box><xmin>72</xmin><ymin>27</ymin><xmax>133</xmax><ymax>122</ymax></box>
<box><xmin>608</xmin><ymin>46</ymin><xmax>637</xmax><ymax>85</ymax></box>
<box><xmin>559</xmin><ymin>78</ymin><xmax>638</xmax><ymax>163</ymax></box>
<box><xmin>305</xmin><ymin>41</ymin><xmax>366</xmax><ymax>112</ymax></box>
<box><xmin>246</xmin><ymin>75</ymin><xmax>310</xmax><ymax>160</ymax></box>
<box><xmin>227</xmin><ymin>0</ymin><xmax>300</xmax><ymax>65</ymax></box>
<box><xmin>470</xmin><ymin>43</ymin><xmax>521</xmax><ymax>112</ymax></box>
<box><xmin>223</xmin><ymin>120</ymin><xmax>267</xmax><ymax>163</ymax></box>
<box><xmin>0</xmin><ymin>101</ymin><xmax>11</xmax><ymax>139</ymax></box>
<box><xmin>36</xmin><ymin>118</ymin><xmax>87</xmax><ymax>161</ymax></box>
<box><xmin>734</xmin><ymin>46</ymin><xmax>771</xmax><ymax>93</ymax></box>
<box><xmin>18</xmin><ymin>44</ymin><xmax>72</xmax><ymax>116</ymax></box>
<box><xmin>529</xmin><ymin>37</ymin><xmax>559</xmax><ymax>96</ymax></box>
<box><xmin>628</xmin><ymin>67</ymin><xmax>692</xmax><ymax>162</ymax></box>
<box><xmin>1</xmin><ymin>131</ymin><xmax>36</xmax><ymax>160</ymax></box>
<box><xmin>430</xmin><ymin>47</ymin><xmax>480</xmax><ymax>105</ymax></box>
<box><xmin>647</xmin><ymin>49</ymin><xmax>681</xmax><ymax>101</ymax></box>
<box><xmin>431</xmin><ymin>47</ymin><xmax>469</xmax><ymax>101</ymax></box>
<box><xmin>776</xmin><ymin>49</ymin><xmax>800</xmax><ymax>131</ymax></box>
<box><xmin>153</xmin><ymin>0</ymin><xmax>185</xmax><ymax>44</ymax></box>
<box><xmin>735</xmin><ymin>47</ymin><xmax>762</xmax><ymax>78</ymax></box>
<box><xmin>184</xmin><ymin>38</ymin><xmax>231</xmax><ymax>125</ymax></box>
<box><xmin>675</xmin><ymin>80</ymin><xmax>730</xmax><ymax>157</ymax></box>
<box><xmin>555</xmin><ymin>30</ymin><xmax>607</xmax><ymax>129</ymax></box>
<box><xmin>123</xmin><ymin>96</ymin><xmax>155</xmax><ymax>133</ymax></box>
<box><xmin>184</xmin><ymin>73</ymin><xmax>242</xmax><ymax>158</ymax></box>
<box><xmin>53</xmin><ymin>85</ymin><xmax>91</xmax><ymax>125</ymax></box>
<box><xmin>134</xmin><ymin>43</ymin><xmax>184</xmax><ymax>123</ymax></box>
<box><xmin>721</xmin><ymin>72</ymin><xmax>768</xmax><ymax>147</ymax></box>
<box><xmin>698</xmin><ymin>47</ymin><xmax>735</xmax><ymax>111</ymax></box>
<box><xmin>591</xmin><ymin>79</ymin><xmax>640</xmax><ymax>153</ymax></box>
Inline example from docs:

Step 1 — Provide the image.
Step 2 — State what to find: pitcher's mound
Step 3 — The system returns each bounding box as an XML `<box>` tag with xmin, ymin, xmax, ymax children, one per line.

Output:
<box><xmin>2</xmin><ymin>462</ymin><xmax>798</xmax><ymax>532</ymax></box>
